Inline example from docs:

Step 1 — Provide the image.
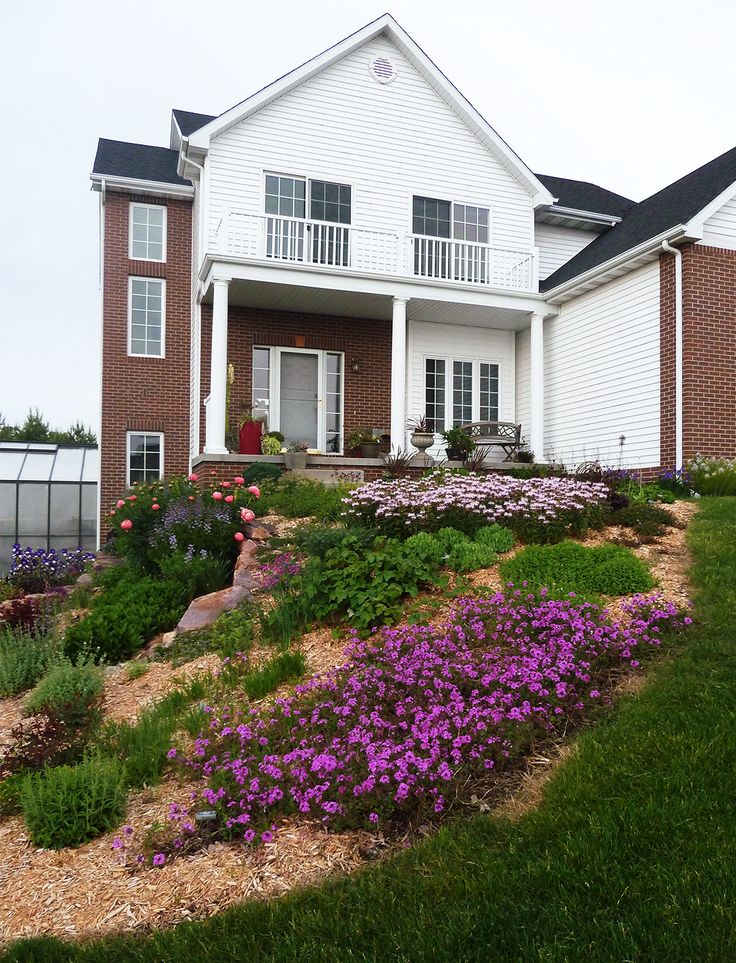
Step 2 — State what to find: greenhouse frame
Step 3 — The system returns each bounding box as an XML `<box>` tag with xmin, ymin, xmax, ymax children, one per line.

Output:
<box><xmin>0</xmin><ymin>443</ymin><xmax>98</xmax><ymax>574</ymax></box>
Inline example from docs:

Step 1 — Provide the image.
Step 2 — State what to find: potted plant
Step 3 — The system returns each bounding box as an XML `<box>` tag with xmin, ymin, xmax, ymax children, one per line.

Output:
<box><xmin>284</xmin><ymin>440</ymin><xmax>308</xmax><ymax>469</ymax></box>
<box><xmin>238</xmin><ymin>405</ymin><xmax>264</xmax><ymax>455</ymax></box>
<box><xmin>442</xmin><ymin>426</ymin><xmax>475</xmax><ymax>462</ymax></box>
<box><xmin>407</xmin><ymin>415</ymin><xmax>435</xmax><ymax>457</ymax></box>
<box><xmin>346</xmin><ymin>429</ymin><xmax>365</xmax><ymax>456</ymax></box>
<box><xmin>261</xmin><ymin>433</ymin><xmax>283</xmax><ymax>456</ymax></box>
<box><xmin>515</xmin><ymin>438</ymin><xmax>534</xmax><ymax>463</ymax></box>
<box><xmin>359</xmin><ymin>432</ymin><xmax>381</xmax><ymax>458</ymax></box>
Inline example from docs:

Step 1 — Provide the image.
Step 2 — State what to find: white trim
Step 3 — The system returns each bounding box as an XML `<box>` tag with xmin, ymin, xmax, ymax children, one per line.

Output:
<box><xmin>684</xmin><ymin>178</ymin><xmax>736</xmax><ymax>236</ymax></box>
<box><xmin>127</xmin><ymin>276</ymin><xmax>166</xmax><ymax>358</ymax></box>
<box><xmin>90</xmin><ymin>173</ymin><xmax>194</xmax><ymax>200</ymax></box>
<box><xmin>267</xmin><ymin>346</ymin><xmax>345</xmax><ymax>453</ymax></box>
<box><xmin>186</xmin><ymin>14</ymin><xmax>553</xmax><ymax>207</ymax></box>
<box><xmin>128</xmin><ymin>201</ymin><xmax>167</xmax><ymax>263</ymax></box>
<box><xmin>541</xmin><ymin>206</ymin><xmax>623</xmax><ymax>227</ymax></box>
<box><xmin>125</xmin><ymin>431</ymin><xmax>164</xmax><ymax>487</ymax></box>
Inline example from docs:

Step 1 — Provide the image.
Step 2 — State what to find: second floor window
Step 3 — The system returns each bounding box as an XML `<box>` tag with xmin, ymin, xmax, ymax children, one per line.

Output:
<box><xmin>264</xmin><ymin>173</ymin><xmax>352</xmax><ymax>266</ymax></box>
<box><xmin>413</xmin><ymin>196</ymin><xmax>489</xmax><ymax>243</ymax></box>
<box><xmin>129</xmin><ymin>203</ymin><xmax>166</xmax><ymax>261</ymax></box>
<box><xmin>129</xmin><ymin>277</ymin><xmax>164</xmax><ymax>357</ymax></box>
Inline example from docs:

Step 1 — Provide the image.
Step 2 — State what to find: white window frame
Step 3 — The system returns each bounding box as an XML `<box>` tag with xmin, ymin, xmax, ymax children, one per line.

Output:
<box><xmin>129</xmin><ymin>202</ymin><xmax>167</xmax><ymax>262</ymax></box>
<box><xmin>408</xmin><ymin>192</ymin><xmax>493</xmax><ymax>247</ymax></box>
<box><xmin>126</xmin><ymin>431</ymin><xmax>164</xmax><ymax>487</ymax></box>
<box><xmin>261</xmin><ymin>171</ymin><xmax>355</xmax><ymax>226</ymax></box>
<box><xmin>256</xmin><ymin>345</ymin><xmax>345</xmax><ymax>454</ymax></box>
<box><xmin>423</xmin><ymin>355</ymin><xmax>502</xmax><ymax>431</ymax></box>
<box><xmin>128</xmin><ymin>276</ymin><xmax>166</xmax><ymax>358</ymax></box>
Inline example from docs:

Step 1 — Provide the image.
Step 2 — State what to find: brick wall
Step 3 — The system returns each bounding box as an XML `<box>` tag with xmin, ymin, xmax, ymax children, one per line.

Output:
<box><xmin>681</xmin><ymin>244</ymin><xmax>736</xmax><ymax>459</ymax></box>
<box><xmin>199</xmin><ymin>305</ymin><xmax>392</xmax><ymax>451</ymax></box>
<box><xmin>659</xmin><ymin>252</ymin><xmax>676</xmax><ymax>468</ymax></box>
<box><xmin>100</xmin><ymin>191</ymin><xmax>192</xmax><ymax>531</ymax></box>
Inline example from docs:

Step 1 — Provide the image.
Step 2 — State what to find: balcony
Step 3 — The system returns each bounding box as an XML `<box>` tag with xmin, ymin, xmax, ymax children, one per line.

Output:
<box><xmin>216</xmin><ymin>212</ymin><xmax>537</xmax><ymax>292</ymax></box>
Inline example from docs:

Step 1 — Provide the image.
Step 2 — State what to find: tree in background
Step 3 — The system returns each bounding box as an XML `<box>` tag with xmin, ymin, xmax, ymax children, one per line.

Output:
<box><xmin>0</xmin><ymin>409</ymin><xmax>97</xmax><ymax>445</ymax></box>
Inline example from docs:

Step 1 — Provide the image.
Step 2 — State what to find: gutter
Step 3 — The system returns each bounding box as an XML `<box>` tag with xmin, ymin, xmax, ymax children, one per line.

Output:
<box><xmin>662</xmin><ymin>240</ymin><xmax>684</xmax><ymax>470</ymax></box>
<box><xmin>89</xmin><ymin>173</ymin><xmax>193</xmax><ymax>200</ymax></box>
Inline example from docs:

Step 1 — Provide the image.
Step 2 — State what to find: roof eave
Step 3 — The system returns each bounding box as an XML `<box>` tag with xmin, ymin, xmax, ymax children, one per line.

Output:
<box><xmin>90</xmin><ymin>173</ymin><xmax>194</xmax><ymax>200</ymax></box>
<box><xmin>538</xmin><ymin>205</ymin><xmax>624</xmax><ymax>227</ymax></box>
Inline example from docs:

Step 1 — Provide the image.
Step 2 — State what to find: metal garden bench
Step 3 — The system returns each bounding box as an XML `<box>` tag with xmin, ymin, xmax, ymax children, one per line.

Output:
<box><xmin>461</xmin><ymin>421</ymin><xmax>522</xmax><ymax>461</ymax></box>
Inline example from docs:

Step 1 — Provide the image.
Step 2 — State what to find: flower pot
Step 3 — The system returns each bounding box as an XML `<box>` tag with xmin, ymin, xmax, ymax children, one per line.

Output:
<box><xmin>238</xmin><ymin>421</ymin><xmax>262</xmax><ymax>455</ymax></box>
<box><xmin>284</xmin><ymin>451</ymin><xmax>308</xmax><ymax>469</ymax></box>
<box><xmin>360</xmin><ymin>442</ymin><xmax>380</xmax><ymax>458</ymax></box>
<box><xmin>410</xmin><ymin>431</ymin><xmax>435</xmax><ymax>454</ymax></box>
<box><xmin>446</xmin><ymin>446</ymin><xmax>463</xmax><ymax>461</ymax></box>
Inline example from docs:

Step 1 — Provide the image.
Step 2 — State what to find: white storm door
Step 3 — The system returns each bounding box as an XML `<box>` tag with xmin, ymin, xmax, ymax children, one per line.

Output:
<box><xmin>275</xmin><ymin>349</ymin><xmax>322</xmax><ymax>450</ymax></box>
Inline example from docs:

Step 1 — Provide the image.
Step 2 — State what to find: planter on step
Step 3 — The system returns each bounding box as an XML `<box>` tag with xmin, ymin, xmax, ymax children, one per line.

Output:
<box><xmin>360</xmin><ymin>441</ymin><xmax>380</xmax><ymax>458</ymax></box>
<box><xmin>284</xmin><ymin>451</ymin><xmax>308</xmax><ymax>469</ymax></box>
<box><xmin>239</xmin><ymin>421</ymin><xmax>263</xmax><ymax>455</ymax></box>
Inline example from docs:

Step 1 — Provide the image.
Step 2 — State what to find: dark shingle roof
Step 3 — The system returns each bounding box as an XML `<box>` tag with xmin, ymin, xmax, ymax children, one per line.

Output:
<box><xmin>172</xmin><ymin>109</ymin><xmax>217</xmax><ymax>136</ymax></box>
<box><xmin>92</xmin><ymin>139</ymin><xmax>189</xmax><ymax>186</ymax></box>
<box><xmin>535</xmin><ymin>174</ymin><xmax>636</xmax><ymax>219</ymax></box>
<box><xmin>542</xmin><ymin>145</ymin><xmax>736</xmax><ymax>291</ymax></box>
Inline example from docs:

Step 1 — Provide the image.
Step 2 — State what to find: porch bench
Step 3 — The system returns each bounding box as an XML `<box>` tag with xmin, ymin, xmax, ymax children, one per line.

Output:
<box><xmin>461</xmin><ymin>421</ymin><xmax>522</xmax><ymax>462</ymax></box>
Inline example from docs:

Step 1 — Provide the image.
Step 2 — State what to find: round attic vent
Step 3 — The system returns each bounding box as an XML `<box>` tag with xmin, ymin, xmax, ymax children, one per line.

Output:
<box><xmin>369</xmin><ymin>56</ymin><xmax>397</xmax><ymax>85</ymax></box>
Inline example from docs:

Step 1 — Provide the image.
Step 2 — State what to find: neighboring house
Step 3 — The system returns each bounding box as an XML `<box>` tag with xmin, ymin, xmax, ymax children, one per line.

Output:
<box><xmin>91</xmin><ymin>13</ymin><xmax>736</xmax><ymax>528</ymax></box>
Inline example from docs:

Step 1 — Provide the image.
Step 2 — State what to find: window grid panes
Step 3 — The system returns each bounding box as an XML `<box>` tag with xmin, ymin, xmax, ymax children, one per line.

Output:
<box><xmin>130</xmin><ymin>204</ymin><xmax>165</xmax><ymax>261</ymax></box>
<box><xmin>452</xmin><ymin>361</ymin><xmax>473</xmax><ymax>426</ymax></box>
<box><xmin>413</xmin><ymin>196</ymin><xmax>451</xmax><ymax>238</ymax></box>
<box><xmin>264</xmin><ymin>175</ymin><xmax>306</xmax><ymax>218</ymax></box>
<box><xmin>252</xmin><ymin>347</ymin><xmax>271</xmax><ymax>421</ymax></box>
<box><xmin>425</xmin><ymin>359</ymin><xmax>446</xmax><ymax>433</ymax></box>
<box><xmin>128</xmin><ymin>433</ymin><xmax>162</xmax><ymax>485</ymax></box>
<box><xmin>310</xmin><ymin>181</ymin><xmax>351</xmax><ymax>224</ymax></box>
<box><xmin>453</xmin><ymin>204</ymin><xmax>489</xmax><ymax>244</ymax></box>
<box><xmin>129</xmin><ymin>278</ymin><xmax>163</xmax><ymax>356</ymax></box>
<box><xmin>325</xmin><ymin>353</ymin><xmax>343</xmax><ymax>453</ymax></box>
<box><xmin>479</xmin><ymin>363</ymin><xmax>500</xmax><ymax>421</ymax></box>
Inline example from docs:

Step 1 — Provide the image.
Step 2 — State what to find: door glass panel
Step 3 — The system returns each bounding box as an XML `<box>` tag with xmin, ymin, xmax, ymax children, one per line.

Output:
<box><xmin>425</xmin><ymin>358</ymin><xmax>446</xmax><ymax>433</ymax></box>
<box><xmin>279</xmin><ymin>353</ymin><xmax>318</xmax><ymax>448</ymax></box>
<box><xmin>452</xmin><ymin>361</ymin><xmax>473</xmax><ymax>426</ymax></box>
<box><xmin>479</xmin><ymin>363</ymin><xmax>499</xmax><ymax>421</ymax></box>
<box><xmin>325</xmin><ymin>353</ymin><xmax>343</xmax><ymax>452</ymax></box>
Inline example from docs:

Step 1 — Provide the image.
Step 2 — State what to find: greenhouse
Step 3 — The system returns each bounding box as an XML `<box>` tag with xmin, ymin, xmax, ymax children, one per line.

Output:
<box><xmin>0</xmin><ymin>442</ymin><xmax>98</xmax><ymax>574</ymax></box>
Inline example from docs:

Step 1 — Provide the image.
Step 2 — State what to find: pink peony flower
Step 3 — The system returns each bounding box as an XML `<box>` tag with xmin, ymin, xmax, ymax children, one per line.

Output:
<box><xmin>248</xmin><ymin>485</ymin><xmax>261</xmax><ymax>498</ymax></box>
<box><xmin>212</xmin><ymin>491</ymin><xmax>223</xmax><ymax>501</ymax></box>
<box><xmin>240</xmin><ymin>508</ymin><xmax>255</xmax><ymax>523</ymax></box>
<box><xmin>222</xmin><ymin>481</ymin><xmax>231</xmax><ymax>489</ymax></box>
<box><xmin>188</xmin><ymin>473</ymin><xmax>198</xmax><ymax>482</ymax></box>
<box><xmin>116</xmin><ymin>499</ymin><xmax>125</xmax><ymax>508</ymax></box>
<box><xmin>234</xmin><ymin>531</ymin><xmax>245</xmax><ymax>542</ymax></box>
<box><xmin>128</xmin><ymin>495</ymin><xmax>137</xmax><ymax>502</ymax></box>
<box><xmin>225</xmin><ymin>494</ymin><xmax>234</xmax><ymax>503</ymax></box>
<box><xmin>234</xmin><ymin>476</ymin><xmax>245</xmax><ymax>485</ymax></box>
<box><xmin>152</xmin><ymin>503</ymin><xmax>160</xmax><ymax>511</ymax></box>
<box><xmin>188</xmin><ymin>495</ymin><xmax>196</xmax><ymax>502</ymax></box>
<box><xmin>120</xmin><ymin>519</ymin><xmax>133</xmax><ymax>531</ymax></box>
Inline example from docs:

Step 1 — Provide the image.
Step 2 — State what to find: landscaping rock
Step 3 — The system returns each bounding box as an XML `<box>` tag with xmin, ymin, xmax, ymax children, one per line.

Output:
<box><xmin>176</xmin><ymin>584</ymin><xmax>253</xmax><ymax>634</ymax></box>
<box><xmin>76</xmin><ymin>573</ymin><xmax>94</xmax><ymax>587</ymax></box>
<box><xmin>235</xmin><ymin>539</ymin><xmax>260</xmax><ymax>571</ymax></box>
<box><xmin>245</xmin><ymin>524</ymin><xmax>273</xmax><ymax>542</ymax></box>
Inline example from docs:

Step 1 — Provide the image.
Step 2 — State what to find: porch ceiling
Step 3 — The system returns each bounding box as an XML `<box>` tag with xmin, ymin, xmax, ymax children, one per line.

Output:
<box><xmin>207</xmin><ymin>278</ymin><xmax>534</xmax><ymax>330</ymax></box>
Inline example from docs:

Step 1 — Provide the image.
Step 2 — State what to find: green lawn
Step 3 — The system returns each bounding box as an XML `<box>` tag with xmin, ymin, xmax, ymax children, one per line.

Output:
<box><xmin>6</xmin><ymin>499</ymin><xmax>736</xmax><ymax>962</ymax></box>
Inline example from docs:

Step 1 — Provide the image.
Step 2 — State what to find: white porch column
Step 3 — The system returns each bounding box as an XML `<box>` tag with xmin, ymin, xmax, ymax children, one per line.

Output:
<box><xmin>205</xmin><ymin>277</ymin><xmax>230</xmax><ymax>455</ymax></box>
<box><xmin>390</xmin><ymin>297</ymin><xmax>409</xmax><ymax>452</ymax></box>
<box><xmin>529</xmin><ymin>311</ymin><xmax>546</xmax><ymax>463</ymax></box>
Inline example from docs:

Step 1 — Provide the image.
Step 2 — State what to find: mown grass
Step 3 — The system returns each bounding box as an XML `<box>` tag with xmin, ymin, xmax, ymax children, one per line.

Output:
<box><xmin>5</xmin><ymin>499</ymin><xmax>736</xmax><ymax>962</ymax></box>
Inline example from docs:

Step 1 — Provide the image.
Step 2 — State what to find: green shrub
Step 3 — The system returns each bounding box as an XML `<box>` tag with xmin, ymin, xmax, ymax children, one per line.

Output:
<box><xmin>0</xmin><ymin>626</ymin><xmax>61</xmax><ymax>697</ymax></box>
<box><xmin>288</xmin><ymin>523</ymin><xmax>373</xmax><ymax>559</ymax></box>
<box><xmin>24</xmin><ymin>661</ymin><xmax>104</xmax><ymax>727</ymax></box>
<box><xmin>0</xmin><ymin>771</ymin><xmax>25</xmax><ymax>817</ymax></box>
<box><xmin>499</xmin><ymin>540</ymin><xmax>654</xmax><ymax>597</ymax></box>
<box><xmin>686</xmin><ymin>454</ymin><xmax>736</xmax><ymax>496</ymax></box>
<box><xmin>259</xmin><ymin>477</ymin><xmax>353</xmax><ymax>521</ymax></box>
<box><xmin>474</xmin><ymin>524</ymin><xmax>516</xmax><ymax>554</ymax></box>
<box><xmin>64</xmin><ymin>569</ymin><xmax>190</xmax><ymax>664</ymax></box>
<box><xmin>98</xmin><ymin>709</ymin><xmax>176</xmax><ymax>790</ymax></box>
<box><xmin>613</xmin><ymin>502</ymin><xmax>676</xmax><ymax>538</ymax></box>
<box><xmin>156</xmin><ymin>553</ymin><xmax>228</xmax><ymax>598</ymax></box>
<box><xmin>242</xmin><ymin>462</ymin><xmax>283</xmax><ymax>486</ymax></box>
<box><xmin>20</xmin><ymin>755</ymin><xmax>127</xmax><ymax>849</ymax></box>
<box><xmin>242</xmin><ymin>651</ymin><xmax>306</xmax><ymax>700</ymax></box>
<box><xmin>125</xmin><ymin>661</ymin><xmax>150</xmax><ymax>681</ymax></box>
<box><xmin>153</xmin><ymin>603</ymin><xmax>258</xmax><ymax>667</ymax></box>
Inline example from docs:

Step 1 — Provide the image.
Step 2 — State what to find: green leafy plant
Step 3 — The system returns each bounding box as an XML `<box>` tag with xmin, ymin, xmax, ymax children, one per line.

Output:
<box><xmin>241</xmin><ymin>462</ymin><xmax>282</xmax><ymax>486</ymax></box>
<box><xmin>153</xmin><ymin>603</ymin><xmax>258</xmax><ymax>667</ymax></box>
<box><xmin>125</xmin><ymin>661</ymin><xmax>150</xmax><ymax>681</ymax></box>
<box><xmin>20</xmin><ymin>754</ymin><xmax>127</xmax><ymax>849</ymax></box>
<box><xmin>0</xmin><ymin>625</ymin><xmax>62</xmax><ymax>697</ymax></box>
<box><xmin>686</xmin><ymin>454</ymin><xmax>736</xmax><ymax>496</ymax></box>
<box><xmin>258</xmin><ymin>477</ymin><xmax>354</xmax><ymax>521</ymax></box>
<box><xmin>442</xmin><ymin>426</ymin><xmax>475</xmax><ymax>455</ymax></box>
<box><xmin>500</xmin><ymin>540</ymin><xmax>654</xmax><ymax>597</ymax></box>
<box><xmin>24</xmin><ymin>660</ymin><xmax>104</xmax><ymax>728</ymax></box>
<box><xmin>241</xmin><ymin>651</ymin><xmax>306</xmax><ymax>700</ymax></box>
<box><xmin>156</xmin><ymin>553</ymin><xmax>228</xmax><ymax>599</ymax></box>
<box><xmin>613</xmin><ymin>502</ymin><xmax>676</xmax><ymax>539</ymax></box>
<box><xmin>261</xmin><ymin>435</ymin><xmax>283</xmax><ymax>455</ymax></box>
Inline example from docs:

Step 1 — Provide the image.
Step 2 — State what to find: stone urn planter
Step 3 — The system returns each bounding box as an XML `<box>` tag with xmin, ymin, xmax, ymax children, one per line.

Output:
<box><xmin>284</xmin><ymin>450</ymin><xmax>308</xmax><ymax>469</ymax></box>
<box><xmin>410</xmin><ymin>431</ymin><xmax>435</xmax><ymax>457</ymax></box>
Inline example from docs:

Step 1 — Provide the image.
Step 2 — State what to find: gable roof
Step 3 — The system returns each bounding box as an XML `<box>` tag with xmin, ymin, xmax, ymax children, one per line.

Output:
<box><xmin>172</xmin><ymin>109</ymin><xmax>216</xmax><ymax>137</ymax></box>
<box><xmin>536</xmin><ymin>174</ymin><xmax>636</xmax><ymax>220</ymax></box>
<box><xmin>93</xmin><ymin>139</ymin><xmax>189</xmax><ymax>186</ymax></box>
<box><xmin>185</xmin><ymin>14</ymin><xmax>554</xmax><ymax>207</ymax></box>
<box><xmin>542</xmin><ymin>145</ymin><xmax>736</xmax><ymax>292</ymax></box>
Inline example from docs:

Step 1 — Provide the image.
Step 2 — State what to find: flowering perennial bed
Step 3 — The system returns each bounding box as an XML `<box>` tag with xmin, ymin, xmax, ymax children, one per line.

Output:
<box><xmin>342</xmin><ymin>474</ymin><xmax>610</xmax><ymax>540</ymax></box>
<box><xmin>164</xmin><ymin>590</ymin><xmax>689</xmax><ymax>858</ymax></box>
<box><xmin>8</xmin><ymin>545</ymin><xmax>94</xmax><ymax>594</ymax></box>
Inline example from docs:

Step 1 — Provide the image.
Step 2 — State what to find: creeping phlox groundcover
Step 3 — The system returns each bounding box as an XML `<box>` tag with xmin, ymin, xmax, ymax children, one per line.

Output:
<box><xmin>149</xmin><ymin>590</ymin><xmax>688</xmax><ymax>864</ymax></box>
<box><xmin>342</xmin><ymin>473</ymin><xmax>610</xmax><ymax>539</ymax></box>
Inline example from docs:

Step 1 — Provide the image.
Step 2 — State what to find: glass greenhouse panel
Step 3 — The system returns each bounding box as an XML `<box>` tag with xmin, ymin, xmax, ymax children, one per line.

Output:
<box><xmin>50</xmin><ymin>485</ymin><xmax>81</xmax><ymax>537</ymax></box>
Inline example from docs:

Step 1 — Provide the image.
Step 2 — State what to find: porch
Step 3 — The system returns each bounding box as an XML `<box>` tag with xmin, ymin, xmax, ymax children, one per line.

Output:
<box><xmin>197</xmin><ymin>267</ymin><xmax>552</xmax><ymax>464</ymax></box>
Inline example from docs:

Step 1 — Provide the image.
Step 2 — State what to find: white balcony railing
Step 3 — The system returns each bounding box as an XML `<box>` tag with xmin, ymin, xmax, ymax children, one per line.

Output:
<box><xmin>216</xmin><ymin>212</ymin><xmax>536</xmax><ymax>292</ymax></box>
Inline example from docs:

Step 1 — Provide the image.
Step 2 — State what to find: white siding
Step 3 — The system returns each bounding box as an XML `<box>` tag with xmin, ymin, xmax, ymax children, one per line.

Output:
<box><xmin>544</xmin><ymin>262</ymin><xmax>660</xmax><ymax>468</ymax></box>
<box><xmin>535</xmin><ymin>223</ymin><xmax>598</xmax><ymax>280</ymax></box>
<box><xmin>206</xmin><ymin>36</ymin><xmax>534</xmax><ymax>257</ymax></box>
<box><xmin>700</xmin><ymin>195</ymin><xmax>736</xmax><ymax>249</ymax></box>
<box><xmin>515</xmin><ymin>327</ymin><xmax>531</xmax><ymax>440</ymax></box>
<box><xmin>408</xmin><ymin>320</ymin><xmax>515</xmax><ymax>460</ymax></box>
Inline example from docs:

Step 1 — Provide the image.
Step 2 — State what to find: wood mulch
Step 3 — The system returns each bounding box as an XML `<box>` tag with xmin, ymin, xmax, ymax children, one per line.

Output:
<box><xmin>0</xmin><ymin>503</ymin><xmax>698</xmax><ymax>946</ymax></box>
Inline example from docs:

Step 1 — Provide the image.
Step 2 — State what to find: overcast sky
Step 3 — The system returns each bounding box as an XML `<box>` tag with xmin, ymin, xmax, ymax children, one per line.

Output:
<box><xmin>2</xmin><ymin>0</ymin><xmax>735</xmax><ymax>434</ymax></box>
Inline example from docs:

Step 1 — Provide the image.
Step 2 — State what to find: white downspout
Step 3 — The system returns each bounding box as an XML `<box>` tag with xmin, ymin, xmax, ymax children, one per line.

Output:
<box><xmin>181</xmin><ymin>138</ymin><xmax>206</xmax><ymax>470</ymax></box>
<box><xmin>662</xmin><ymin>240</ymin><xmax>683</xmax><ymax>469</ymax></box>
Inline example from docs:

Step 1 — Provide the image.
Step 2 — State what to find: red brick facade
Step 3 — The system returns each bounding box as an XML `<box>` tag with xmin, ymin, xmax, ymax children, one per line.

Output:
<box><xmin>100</xmin><ymin>192</ymin><xmax>192</xmax><ymax>529</ymax></box>
<box><xmin>199</xmin><ymin>305</ymin><xmax>392</xmax><ymax>452</ymax></box>
<box><xmin>659</xmin><ymin>244</ymin><xmax>736</xmax><ymax>470</ymax></box>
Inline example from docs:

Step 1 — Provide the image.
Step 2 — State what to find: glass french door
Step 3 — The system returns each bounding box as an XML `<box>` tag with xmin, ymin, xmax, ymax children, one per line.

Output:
<box><xmin>264</xmin><ymin>347</ymin><xmax>344</xmax><ymax>453</ymax></box>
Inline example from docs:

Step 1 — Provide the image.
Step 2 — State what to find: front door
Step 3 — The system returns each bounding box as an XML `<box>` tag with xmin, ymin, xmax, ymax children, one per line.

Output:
<box><xmin>278</xmin><ymin>350</ymin><xmax>319</xmax><ymax>449</ymax></box>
